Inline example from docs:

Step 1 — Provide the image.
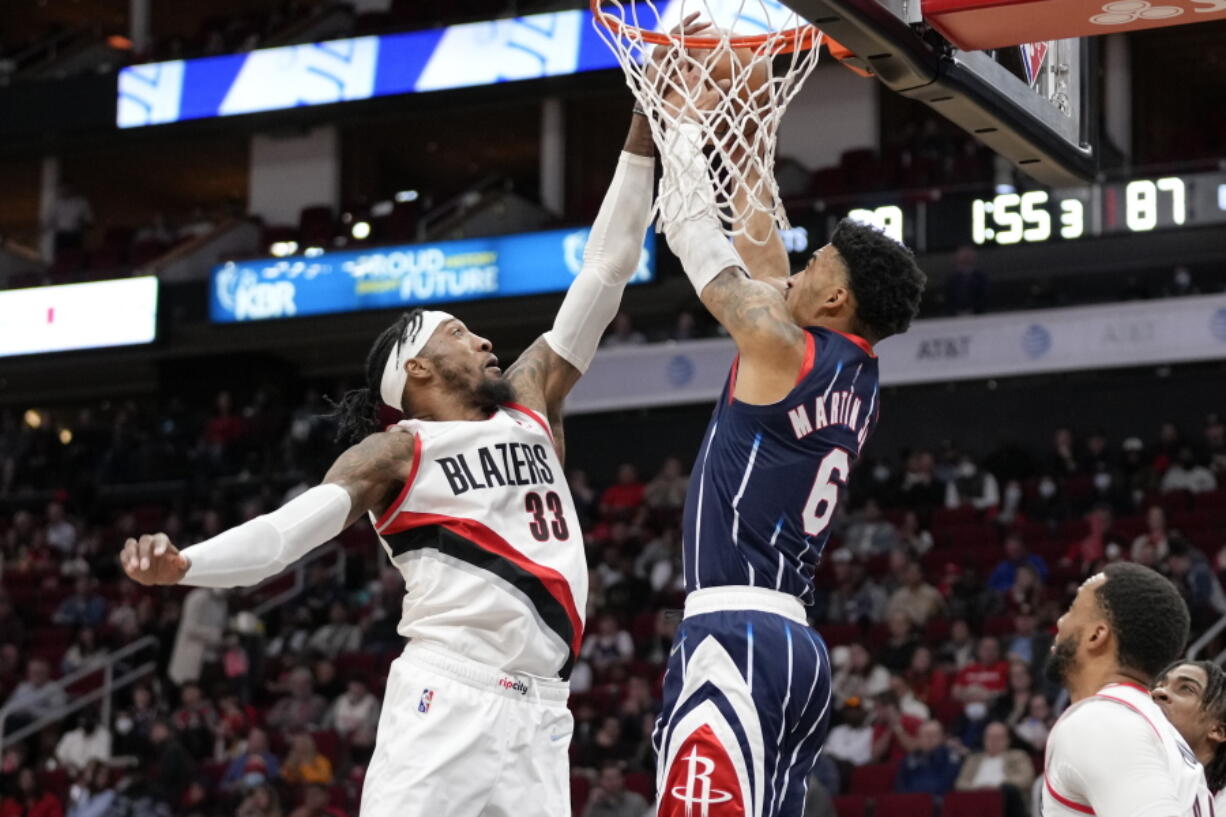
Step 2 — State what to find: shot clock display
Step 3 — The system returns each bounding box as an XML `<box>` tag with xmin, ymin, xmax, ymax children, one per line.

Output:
<box><xmin>808</xmin><ymin>170</ymin><xmax>1226</xmax><ymax>253</ymax></box>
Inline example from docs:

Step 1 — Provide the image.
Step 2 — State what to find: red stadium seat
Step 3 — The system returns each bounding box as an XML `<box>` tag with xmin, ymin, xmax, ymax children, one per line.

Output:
<box><xmin>819</xmin><ymin>624</ymin><xmax>860</xmax><ymax>647</ymax></box>
<box><xmin>625</xmin><ymin>771</ymin><xmax>652</xmax><ymax>800</ymax></box>
<box><xmin>874</xmin><ymin>792</ymin><xmax>935</xmax><ymax>817</ymax></box>
<box><xmin>832</xmin><ymin>794</ymin><xmax>868</xmax><ymax>817</ymax></box>
<box><xmin>849</xmin><ymin>762</ymin><xmax>898</xmax><ymax>795</ymax></box>
<box><xmin>571</xmin><ymin>774</ymin><xmax>591</xmax><ymax>814</ymax></box>
<box><xmin>943</xmin><ymin>789</ymin><xmax>1005</xmax><ymax>817</ymax></box>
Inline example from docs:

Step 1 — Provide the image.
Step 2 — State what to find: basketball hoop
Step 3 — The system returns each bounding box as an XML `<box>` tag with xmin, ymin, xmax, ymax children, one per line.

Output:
<box><xmin>591</xmin><ymin>1</ymin><xmax>829</xmax><ymax>245</ymax></box>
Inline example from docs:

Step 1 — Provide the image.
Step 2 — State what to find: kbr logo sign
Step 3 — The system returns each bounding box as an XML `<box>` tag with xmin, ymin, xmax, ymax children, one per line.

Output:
<box><xmin>215</xmin><ymin>266</ymin><xmax>297</xmax><ymax>321</ymax></box>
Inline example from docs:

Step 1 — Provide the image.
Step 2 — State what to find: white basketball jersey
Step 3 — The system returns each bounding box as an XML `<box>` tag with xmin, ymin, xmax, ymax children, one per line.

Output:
<box><xmin>1043</xmin><ymin>682</ymin><xmax>1213</xmax><ymax>817</ymax></box>
<box><xmin>370</xmin><ymin>404</ymin><xmax>587</xmax><ymax>680</ymax></box>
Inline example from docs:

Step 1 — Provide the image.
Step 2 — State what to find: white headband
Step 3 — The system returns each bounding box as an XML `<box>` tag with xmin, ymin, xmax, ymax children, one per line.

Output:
<box><xmin>379</xmin><ymin>310</ymin><xmax>454</xmax><ymax>411</ymax></box>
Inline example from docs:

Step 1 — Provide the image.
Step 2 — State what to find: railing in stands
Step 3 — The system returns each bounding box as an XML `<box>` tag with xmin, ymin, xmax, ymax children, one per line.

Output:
<box><xmin>243</xmin><ymin>540</ymin><xmax>347</xmax><ymax>618</ymax></box>
<box><xmin>0</xmin><ymin>635</ymin><xmax>159</xmax><ymax>752</ymax></box>
<box><xmin>1187</xmin><ymin>613</ymin><xmax>1226</xmax><ymax>662</ymax></box>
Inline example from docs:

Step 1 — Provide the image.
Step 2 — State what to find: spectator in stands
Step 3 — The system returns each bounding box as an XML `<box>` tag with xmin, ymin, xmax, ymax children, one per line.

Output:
<box><xmin>54</xmin><ymin>710</ymin><xmax>110</xmax><ymax>777</ymax></box>
<box><xmin>601</xmin><ymin>313</ymin><xmax>646</xmax><ymax>348</ymax></box>
<box><xmin>43</xmin><ymin>502</ymin><xmax>76</xmax><ymax>555</ymax></box>
<box><xmin>894</xmin><ymin>720</ymin><xmax>962</xmax><ymax>795</ymax></box>
<box><xmin>954</xmin><ymin>721</ymin><xmax>1034</xmax><ymax>816</ymax></box>
<box><xmin>270</xmin><ymin>606</ymin><xmax>316</xmax><ymax>659</ymax></box>
<box><xmin>872</xmin><ymin>689</ymin><xmax>923</xmax><ymax>763</ymax></box>
<box><xmin>1121</xmin><ymin>436</ymin><xmax>1158</xmax><ymax>498</ymax></box>
<box><xmin>945</xmin><ymin>454</ymin><xmax>1000</xmax><ymax>511</ymax></box>
<box><xmin>308</xmin><ymin>602</ymin><xmax>361</xmax><ymax>659</ymax></box>
<box><xmin>990</xmin><ymin>660</ymin><xmax>1037</xmax><ymax>731</ymax></box>
<box><xmin>168</xmin><ymin>587</ymin><xmax>227</xmax><ymax>686</ymax></box>
<box><xmin>946</xmin><ymin>246</ymin><xmax>988</xmax><ymax>315</ymax></box>
<box><xmin>643</xmin><ymin>457</ymin><xmax>688</xmax><ymax>512</ymax></box>
<box><xmin>577</xmin><ymin>716</ymin><xmax>631</xmax><ymax>770</ymax></box>
<box><xmin>60</xmin><ymin>629</ymin><xmax>104</xmax><ymax>676</ymax></box>
<box><xmin>0</xmin><ymin>594</ymin><xmax>25</xmax><ymax>649</ymax></box>
<box><xmin>1001</xmin><ymin>564</ymin><xmax>1044</xmax><ymax>614</ymax></box>
<box><xmin>898</xmin><ymin>510</ymin><xmax>934</xmax><ymax>555</ymax></box>
<box><xmin>65</xmin><ymin>761</ymin><xmax>114</xmax><ymax>817</ymax></box>
<box><xmin>938</xmin><ymin>619</ymin><xmax>975</xmax><ymax>671</ymax></box>
<box><xmin>0</xmin><ymin>767</ymin><xmax>63</xmax><ymax>817</ymax></box>
<box><xmin>1132</xmin><ymin>505</ymin><xmax>1171</xmax><ymax>562</ymax></box>
<box><xmin>583</xmin><ymin>763</ymin><xmax>647</xmax><ymax>817</ymax></box>
<box><xmin>1061</xmin><ymin>504</ymin><xmax>1115</xmax><ymax>574</ymax></box>
<box><xmin>826</xmin><ymin>549</ymin><xmax>887</xmax><ymax>625</ymax></box>
<box><xmin>1013</xmin><ymin>693</ymin><xmax>1053</xmax><ymax>754</ymax></box>
<box><xmin>825</xmin><ymin>697</ymin><xmax>873</xmax><ymax>768</ymax></box>
<box><xmin>111</xmin><ymin>684</ymin><xmax>160</xmax><ymax>757</ymax></box>
<box><xmin>281</xmin><ymin>733</ymin><xmax>333</xmax><ymax>785</ymax></box>
<box><xmin>105</xmin><ymin>582</ymin><xmax>142</xmax><ymax>642</ymax></box>
<box><xmin>581</xmin><ymin>614</ymin><xmax>634</xmax><ymax>672</ymax></box>
<box><xmin>845</xmin><ymin>499</ymin><xmax>900</xmax><ymax>559</ymax></box>
<box><xmin>1162</xmin><ymin>446</ymin><xmax>1218</xmax><ymax>494</ymax></box>
<box><xmin>1050</xmin><ymin>428</ymin><xmax>1079</xmax><ymax>476</ymax></box>
<box><xmin>146</xmin><ymin>719</ymin><xmax>196</xmax><ymax>805</ymax></box>
<box><xmin>987</xmin><ymin>533</ymin><xmax>1049</xmax><ymax>593</ymax></box>
<box><xmin>906</xmin><ymin>646</ymin><xmax>950</xmax><ymax>708</ymax></box>
<box><xmin>223</xmin><ymin>728</ymin><xmax>280</xmax><ymax>791</ymax></box>
<box><xmin>887</xmin><ymin>559</ymin><xmax>945</xmax><ymax>626</ymax></box>
<box><xmin>4</xmin><ymin>658</ymin><xmax>67</xmax><ymax>726</ymax></box>
<box><xmin>325</xmin><ymin>677</ymin><xmax>379</xmax><ymax>753</ymax></box>
<box><xmin>1004</xmin><ymin>605</ymin><xmax>1051</xmax><ymax>674</ymax></box>
<box><xmin>53</xmin><ymin>577</ymin><xmax>106</xmax><ymax>629</ymax></box>
<box><xmin>288</xmin><ymin>783</ymin><xmax>343</xmax><ymax>817</ymax></box>
<box><xmin>833</xmin><ymin>644</ymin><xmax>891</xmax><ymax>705</ymax></box>
<box><xmin>267</xmin><ymin>667</ymin><xmax>328</xmax><ymax>733</ymax></box>
<box><xmin>49</xmin><ymin>181</ymin><xmax>94</xmax><ymax>255</ymax></box>
<box><xmin>236</xmin><ymin>783</ymin><xmax>283</xmax><ymax>817</ymax></box>
<box><xmin>891</xmin><ymin>673</ymin><xmax>931</xmax><ymax>721</ymax></box>
<box><xmin>900</xmin><ymin>451</ymin><xmax>944</xmax><ymax>510</ymax></box>
<box><xmin>634</xmin><ymin>525</ymin><xmax>681</xmax><ymax>594</ymax></box>
<box><xmin>879</xmin><ymin>611</ymin><xmax>919</xmax><ymax>673</ymax></box>
<box><xmin>170</xmin><ymin>682</ymin><xmax>217</xmax><ymax>759</ymax></box>
<box><xmin>1166</xmin><ymin>536</ymin><xmax>1226</xmax><ymax>627</ymax></box>
<box><xmin>954</xmin><ymin>637</ymin><xmax>1010</xmax><ymax>706</ymax></box>
<box><xmin>1205</xmin><ymin>414</ymin><xmax>1226</xmax><ymax>475</ymax></box>
<box><xmin>599</xmin><ymin>464</ymin><xmax>645</xmax><ymax>521</ymax></box>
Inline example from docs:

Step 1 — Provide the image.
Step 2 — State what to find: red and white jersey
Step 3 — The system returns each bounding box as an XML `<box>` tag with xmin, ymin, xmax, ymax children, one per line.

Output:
<box><xmin>1044</xmin><ymin>682</ymin><xmax>1213</xmax><ymax>817</ymax></box>
<box><xmin>370</xmin><ymin>404</ymin><xmax>587</xmax><ymax>680</ymax></box>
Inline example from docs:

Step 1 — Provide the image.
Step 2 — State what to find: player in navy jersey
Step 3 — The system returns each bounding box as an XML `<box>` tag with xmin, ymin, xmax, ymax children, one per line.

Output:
<box><xmin>652</xmin><ymin>93</ymin><xmax>926</xmax><ymax>815</ymax></box>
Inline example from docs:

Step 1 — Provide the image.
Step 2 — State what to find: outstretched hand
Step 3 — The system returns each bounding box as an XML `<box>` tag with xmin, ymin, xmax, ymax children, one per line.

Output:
<box><xmin>122</xmin><ymin>533</ymin><xmax>189</xmax><ymax>586</ymax></box>
<box><xmin>648</xmin><ymin>13</ymin><xmax>731</xmax><ymax>123</ymax></box>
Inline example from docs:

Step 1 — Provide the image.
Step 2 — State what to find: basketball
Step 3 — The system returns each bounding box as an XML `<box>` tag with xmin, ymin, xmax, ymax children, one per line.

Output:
<box><xmin>678</xmin><ymin>34</ymin><xmax>773</xmax><ymax>138</ymax></box>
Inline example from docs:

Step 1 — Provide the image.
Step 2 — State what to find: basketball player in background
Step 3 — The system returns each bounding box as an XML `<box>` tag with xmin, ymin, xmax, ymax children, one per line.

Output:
<box><xmin>1152</xmin><ymin>659</ymin><xmax>1226</xmax><ymax>812</ymax></box>
<box><xmin>119</xmin><ymin>103</ymin><xmax>660</xmax><ymax>816</ymax></box>
<box><xmin>1042</xmin><ymin>563</ymin><xmax>1210</xmax><ymax>816</ymax></box>
<box><xmin>649</xmin><ymin>64</ymin><xmax>926</xmax><ymax>815</ymax></box>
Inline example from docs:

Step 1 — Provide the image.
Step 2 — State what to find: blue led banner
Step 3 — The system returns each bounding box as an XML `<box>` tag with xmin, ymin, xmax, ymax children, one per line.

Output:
<box><xmin>209</xmin><ymin>227</ymin><xmax>654</xmax><ymax>322</ymax></box>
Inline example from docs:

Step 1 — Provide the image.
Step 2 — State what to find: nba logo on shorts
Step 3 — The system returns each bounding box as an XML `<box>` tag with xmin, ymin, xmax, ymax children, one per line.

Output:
<box><xmin>418</xmin><ymin>689</ymin><xmax>434</xmax><ymax>714</ymax></box>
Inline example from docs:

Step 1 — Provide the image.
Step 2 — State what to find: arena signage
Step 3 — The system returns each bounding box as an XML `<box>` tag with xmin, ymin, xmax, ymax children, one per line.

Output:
<box><xmin>208</xmin><ymin>227</ymin><xmax>654</xmax><ymax>323</ymax></box>
<box><xmin>0</xmin><ymin>276</ymin><xmax>159</xmax><ymax>358</ymax></box>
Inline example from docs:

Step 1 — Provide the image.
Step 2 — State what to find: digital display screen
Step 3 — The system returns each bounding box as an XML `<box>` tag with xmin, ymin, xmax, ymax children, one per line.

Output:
<box><xmin>0</xmin><ymin>277</ymin><xmax>159</xmax><ymax>358</ymax></box>
<box><xmin>209</xmin><ymin>226</ymin><xmax>654</xmax><ymax>323</ymax></box>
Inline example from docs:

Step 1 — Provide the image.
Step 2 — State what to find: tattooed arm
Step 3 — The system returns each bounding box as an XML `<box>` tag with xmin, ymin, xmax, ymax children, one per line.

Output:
<box><xmin>323</xmin><ymin>427</ymin><xmax>418</xmax><ymax>526</ymax></box>
<box><xmin>505</xmin><ymin>337</ymin><xmax>576</xmax><ymax>464</ymax></box>
<box><xmin>700</xmin><ymin>268</ymin><xmax>806</xmax><ymax>405</ymax></box>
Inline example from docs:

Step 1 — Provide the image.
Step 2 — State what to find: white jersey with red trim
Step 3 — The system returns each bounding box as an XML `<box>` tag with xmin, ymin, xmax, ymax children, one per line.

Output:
<box><xmin>1044</xmin><ymin>682</ymin><xmax>1213</xmax><ymax>817</ymax></box>
<box><xmin>370</xmin><ymin>404</ymin><xmax>587</xmax><ymax>680</ymax></box>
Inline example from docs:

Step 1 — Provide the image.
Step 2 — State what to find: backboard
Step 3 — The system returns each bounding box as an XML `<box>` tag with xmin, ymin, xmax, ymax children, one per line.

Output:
<box><xmin>784</xmin><ymin>0</ymin><xmax>1098</xmax><ymax>185</ymax></box>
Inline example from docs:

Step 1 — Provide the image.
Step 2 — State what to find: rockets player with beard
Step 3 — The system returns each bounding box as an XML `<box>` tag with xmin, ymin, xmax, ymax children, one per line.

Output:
<box><xmin>1042</xmin><ymin>563</ymin><xmax>1211</xmax><ymax>816</ymax></box>
<box><xmin>649</xmin><ymin>72</ymin><xmax>927</xmax><ymax>816</ymax></box>
<box><xmin>119</xmin><ymin>106</ymin><xmax>660</xmax><ymax>816</ymax></box>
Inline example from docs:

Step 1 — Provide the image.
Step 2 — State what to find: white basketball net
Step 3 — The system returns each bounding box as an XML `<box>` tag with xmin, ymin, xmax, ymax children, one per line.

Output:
<box><xmin>593</xmin><ymin>0</ymin><xmax>823</xmax><ymax>244</ymax></box>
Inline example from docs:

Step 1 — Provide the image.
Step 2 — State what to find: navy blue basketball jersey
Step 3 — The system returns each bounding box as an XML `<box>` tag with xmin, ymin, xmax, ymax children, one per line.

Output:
<box><xmin>682</xmin><ymin>327</ymin><xmax>880</xmax><ymax>604</ymax></box>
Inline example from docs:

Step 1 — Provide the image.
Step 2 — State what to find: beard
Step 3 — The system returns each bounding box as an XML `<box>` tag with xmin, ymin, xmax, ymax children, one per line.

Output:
<box><xmin>434</xmin><ymin>356</ymin><xmax>516</xmax><ymax>414</ymax></box>
<box><xmin>1044</xmin><ymin>631</ymin><xmax>1080</xmax><ymax>687</ymax></box>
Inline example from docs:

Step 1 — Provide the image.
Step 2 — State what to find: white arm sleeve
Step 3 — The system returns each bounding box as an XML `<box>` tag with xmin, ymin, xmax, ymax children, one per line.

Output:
<box><xmin>658</xmin><ymin>122</ymin><xmax>747</xmax><ymax>297</ymax></box>
<box><xmin>542</xmin><ymin>150</ymin><xmax>655</xmax><ymax>373</ymax></box>
<box><xmin>180</xmin><ymin>483</ymin><xmax>351</xmax><ymax>588</ymax></box>
<box><xmin>1048</xmin><ymin>702</ymin><xmax>1181</xmax><ymax>817</ymax></box>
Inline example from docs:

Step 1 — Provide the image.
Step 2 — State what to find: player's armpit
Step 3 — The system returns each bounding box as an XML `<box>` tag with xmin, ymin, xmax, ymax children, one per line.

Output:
<box><xmin>701</xmin><ymin>267</ymin><xmax>806</xmax><ymax>404</ymax></box>
<box><xmin>323</xmin><ymin>427</ymin><xmax>418</xmax><ymax>527</ymax></box>
<box><xmin>505</xmin><ymin>335</ymin><xmax>576</xmax><ymax>461</ymax></box>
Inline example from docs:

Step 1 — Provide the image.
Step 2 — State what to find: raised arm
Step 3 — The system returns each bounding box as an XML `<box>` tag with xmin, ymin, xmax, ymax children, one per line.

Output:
<box><xmin>505</xmin><ymin>109</ymin><xmax>656</xmax><ymax>462</ymax></box>
<box><xmin>121</xmin><ymin>428</ymin><xmax>416</xmax><ymax>587</ymax></box>
<box><xmin>730</xmin><ymin>150</ymin><xmax>790</xmax><ymax>282</ymax></box>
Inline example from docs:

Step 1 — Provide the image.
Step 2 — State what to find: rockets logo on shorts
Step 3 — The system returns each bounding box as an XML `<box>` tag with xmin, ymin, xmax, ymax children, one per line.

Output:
<box><xmin>418</xmin><ymin>689</ymin><xmax>434</xmax><ymax>714</ymax></box>
<box><xmin>660</xmin><ymin>725</ymin><xmax>744</xmax><ymax>817</ymax></box>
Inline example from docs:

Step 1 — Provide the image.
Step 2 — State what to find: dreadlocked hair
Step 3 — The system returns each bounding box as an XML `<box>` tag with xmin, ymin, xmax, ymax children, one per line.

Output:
<box><xmin>1159</xmin><ymin>659</ymin><xmax>1226</xmax><ymax>792</ymax></box>
<box><xmin>325</xmin><ymin>309</ymin><xmax>423</xmax><ymax>446</ymax></box>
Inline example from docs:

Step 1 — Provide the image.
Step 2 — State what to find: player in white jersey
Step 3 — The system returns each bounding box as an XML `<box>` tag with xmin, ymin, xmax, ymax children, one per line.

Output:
<box><xmin>1152</xmin><ymin>660</ymin><xmax>1226</xmax><ymax>815</ymax></box>
<box><xmin>119</xmin><ymin>107</ymin><xmax>661</xmax><ymax>816</ymax></box>
<box><xmin>1042</xmin><ymin>562</ymin><xmax>1210</xmax><ymax>817</ymax></box>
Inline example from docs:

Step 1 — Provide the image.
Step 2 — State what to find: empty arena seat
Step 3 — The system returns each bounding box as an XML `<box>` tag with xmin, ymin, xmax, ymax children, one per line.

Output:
<box><xmin>943</xmin><ymin>789</ymin><xmax>1005</xmax><ymax>817</ymax></box>
<box><xmin>849</xmin><ymin>762</ymin><xmax>898</xmax><ymax>795</ymax></box>
<box><xmin>874</xmin><ymin>792</ymin><xmax>935</xmax><ymax>817</ymax></box>
<box><xmin>832</xmin><ymin>794</ymin><xmax>868</xmax><ymax>817</ymax></box>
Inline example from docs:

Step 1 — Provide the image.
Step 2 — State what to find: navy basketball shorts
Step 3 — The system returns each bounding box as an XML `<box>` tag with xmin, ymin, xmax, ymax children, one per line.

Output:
<box><xmin>653</xmin><ymin>586</ymin><xmax>833</xmax><ymax>817</ymax></box>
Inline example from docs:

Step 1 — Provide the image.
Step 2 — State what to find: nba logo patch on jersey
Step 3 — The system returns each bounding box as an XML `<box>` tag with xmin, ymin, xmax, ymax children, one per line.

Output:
<box><xmin>417</xmin><ymin>689</ymin><xmax>434</xmax><ymax>714</ymax></box>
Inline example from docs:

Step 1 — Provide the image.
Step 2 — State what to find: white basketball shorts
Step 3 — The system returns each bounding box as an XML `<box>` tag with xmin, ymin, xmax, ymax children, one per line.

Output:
<box><xmin>360</xmin><ymin>642</ymin><xmax>573</xmax><ymax>817</ymax></box>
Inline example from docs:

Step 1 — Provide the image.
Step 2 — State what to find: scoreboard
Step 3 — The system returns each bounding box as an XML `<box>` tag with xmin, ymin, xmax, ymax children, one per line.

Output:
<box><xmin>798</xmin><ymin>170</ymin><xmax>1226</xmax><ymax>253</ymax></box>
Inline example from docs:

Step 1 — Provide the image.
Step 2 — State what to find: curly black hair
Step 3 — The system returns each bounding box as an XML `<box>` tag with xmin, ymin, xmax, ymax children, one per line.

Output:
<box><xmin>829</xmin><ymin>218</ymin><xmax>926</xmax><ymax>342</ymax></box>
<box><xmin>1095</xmin><ymin>562</ymin><xmax>1191</xmax><ymax>682</ymax></box>
<box><xmin>324</xmin><ymin>309</ymin><xmax>422</xmax><ymax>446</ymax></box>
<box><xmin>1156</xmin><ymin>659</ymin><xmax>1226</xmax><ymax>792</ymax></box>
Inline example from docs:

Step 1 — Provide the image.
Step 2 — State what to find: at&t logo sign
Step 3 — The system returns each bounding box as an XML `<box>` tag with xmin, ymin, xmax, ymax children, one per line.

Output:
<box><xmin>1091</xmin><ymin>0</ymin><xmax>1183</xmax><ymax>24</ymax></box>
<box><xmin>670</xmin><ymin>746</ymin><xmax>733</xmax><ymax>817</ymax></box>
